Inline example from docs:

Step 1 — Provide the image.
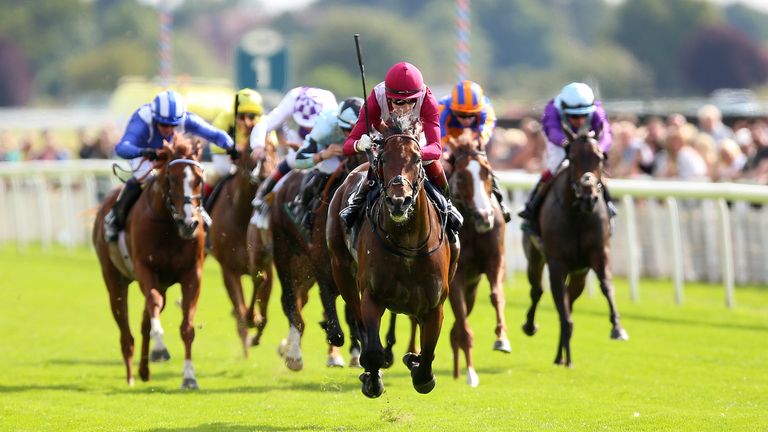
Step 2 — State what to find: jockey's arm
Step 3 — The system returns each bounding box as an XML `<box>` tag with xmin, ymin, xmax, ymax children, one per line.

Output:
<box><xmin>115</xmin><ymin>111</ymin><xmax>151</xmax><ymax>159</ymax></box>
<box><xmin>249</xmin><ymin>88</ymin><xmax>299</xmax><ymax>151</ymax></box>
<box><xmin>478</xmin><ymin>105</ymin><xmax>498</xmax><ymax>148</ymax></box>
<box><xmin>593</xmin><ymin>101</ymin><xmax>613</xmax><ymax>153</ymax></box>
<box><xmin>343</xmin><ymin>91</ymin><xmax>381</xmax><ymax>156</ymax></box>
<box><xmin>420</xmin><ymin>91</ymin><xmax>443</xmax><ymax>161</ymax></box>
<box><xmin>541</xmin><ymin>100</ymin><xmax>568</xmax><ymax>147</ymax></box>
<box><xmin>185</xmin><ymin>112</ymin><xmax>233</xmax><ymax>151</ymax></box>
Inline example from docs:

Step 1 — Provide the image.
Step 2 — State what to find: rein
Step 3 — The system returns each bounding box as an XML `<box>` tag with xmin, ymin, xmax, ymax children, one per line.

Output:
<box><xmin>163</xmin><ymin>158</ymin><xmax>205</xmax><ymax>223</ymax></box>
<box><xmin>369</xmin><ymin>133</ymin><xmax>445</xmax><ymax>258</ymax></box>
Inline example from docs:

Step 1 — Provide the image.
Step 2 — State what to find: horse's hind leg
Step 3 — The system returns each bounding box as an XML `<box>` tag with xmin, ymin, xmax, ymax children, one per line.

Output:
<box><xmin>382</xmin><ymin>312</ymin><xmax>397</xmax><ymax>368</ymax></box>
<box><xmin>345</xmin><ymin>304</ymin><xmax>362</xmax><ymax>368</ymax></box>
<box><xmin>359</xmin><ymin>289</ymin><xmax>386</xmax><ymax>399</ymax></box>
<box><xmin>410</xmin><ymin>305</ymin><xmax>443</xmax><ymax>394</ymax></box>
<box><xmin>316</xmin><ymin>274</ymin><xmax>344</xmax><ymax>348</ymax></box>
<box><xmin>522</xmin><ymin>243</ymin><xmax>545</xmax><ymax>337</ymax></box>
<box><xmin>593</xmin><ymin>262</ymin><xmax>629</xmax><ymax>340</ymax></box>
<box><xmin>221</xmin><ymin>267</ymin><xmax>249</xmax><ymax>357</ymax></box>
<box><xmin>448</xmin><ymin>271</ymin><xmax>479</xmax><ymax>387</ymax></box>
<box><xmin>104</xmin><ymin>271</ymin><xmax>134</xmax><ymax>385</ymax></box>
<box><xmin>247</xmin><ymin>266</ymin><xmax>272</xmax><ymax>347</ymax></box>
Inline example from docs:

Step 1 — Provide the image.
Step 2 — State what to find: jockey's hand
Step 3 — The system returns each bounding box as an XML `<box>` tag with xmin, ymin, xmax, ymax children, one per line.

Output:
<box><xmin>140</xmin><ymin>148</ymin><xmax>158</xmax><ymax>161</ymax></box>
<box><xmin>252</xmin><ymin>146</ymin><xmax>266</xmax><ymax>160</ymax></box>
<box><xmin>324</xmin><ymin>144</ymin><xmax>344</xmax><ymax>158</ymax></box>
<box><xmin>355</xmin><ymin>134</ymin><xmax>373</xmax><ymax>153</ymax></box>
<box><xmin>227</xmin><ymin>147</ymin><xmax>241</xmax><ymax>160</ymax></box>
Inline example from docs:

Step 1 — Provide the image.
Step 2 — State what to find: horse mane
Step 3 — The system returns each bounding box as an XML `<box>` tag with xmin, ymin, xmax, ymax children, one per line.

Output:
<box><xmin>159</xmin><ymin>132</ymin><xmax>201</xmax><ymax>161</ymax></box>
<box><xmin>382</xmin><ymin>114</ymin><xmax>422</xmax><ymax>140</ymax></box>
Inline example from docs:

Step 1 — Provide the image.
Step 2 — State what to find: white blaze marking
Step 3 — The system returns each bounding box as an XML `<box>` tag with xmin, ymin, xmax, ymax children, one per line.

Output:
<box><xmin>467</xmin><ymin>160</ymin><xmax>493</xmax><ymax>216</ymax></box>
<box><xmin>182</xmin><ymin>166</ymin><xmax>195</xmax><ymax>224</ymax></box>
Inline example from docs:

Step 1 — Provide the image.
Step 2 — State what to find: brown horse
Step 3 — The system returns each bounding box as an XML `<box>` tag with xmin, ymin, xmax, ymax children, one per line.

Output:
<box><xmin>266</xmin><ymin>156</ymin><xmax>366</xmax><ymax>370</ymax></box>
<box><xmin>93</xmin><ymin>133</ymin><xmax>206</xmax><ymax>388</ymax></box>
<box><xmin>208</xmin><ymin>140</ymin><xmax>276</xmax><ymax>357</ymax></box>
<box><xmin>443</xmin><ymin>131</ymin><xmax>509</xmax><ymax>387</ymax></box>
<box><xmin>522</xmin><ymin>128</ymin><xmax>628</xmax><ymax>367</ymax></box>
<box><xmin>328</xmin><ymin>118</ymin><xmax>456</xmax><ymax>398</ymax></box>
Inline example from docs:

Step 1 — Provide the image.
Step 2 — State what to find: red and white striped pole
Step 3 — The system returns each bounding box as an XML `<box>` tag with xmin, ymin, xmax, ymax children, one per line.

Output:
<box><xmin>159</xmin><ymin>0</ymin><xmax>173</xmax><ymax>88</ymax></box>
<box><xmin>455</xmin><ymin>0</ymin><xmax>471</xmax><ymax>82</ymax></box>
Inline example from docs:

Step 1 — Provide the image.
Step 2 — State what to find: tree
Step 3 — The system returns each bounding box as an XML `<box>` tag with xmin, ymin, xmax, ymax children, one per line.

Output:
<box><xmin>681</xmin><ymin>25</ymin><xmax>768</xmax><ymax>93</ymax></box>
<box><xmin>613</xmin><ymin>0</ymin><xmax>721</xmax><ymax>93</ymax></box>
<box><xmin>0</xmin><ymin>38</ymin><xmax>33</xmax><ymax>106</ymax></box>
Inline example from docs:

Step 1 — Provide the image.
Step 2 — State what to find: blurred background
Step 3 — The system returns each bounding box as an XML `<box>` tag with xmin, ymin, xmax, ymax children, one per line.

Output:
<box><xmin>3</xmin><ymin>0</ymin><xmax>768</xmax><ymax>290</ymax></box>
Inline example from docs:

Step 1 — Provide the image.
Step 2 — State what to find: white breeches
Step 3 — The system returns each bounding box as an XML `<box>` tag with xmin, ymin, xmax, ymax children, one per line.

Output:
<box><xmin>130</xmin><ymin>157</ymin><xmax>154</xmax><ymax>184</ymax></box>
<box><xmin>545</xmin><ymin>141</ymin><xmax>567</xmax><ymax>174</ymax></box>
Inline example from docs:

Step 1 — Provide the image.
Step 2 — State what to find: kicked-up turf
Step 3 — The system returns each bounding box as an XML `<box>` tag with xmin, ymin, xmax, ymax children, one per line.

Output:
<box><xmin>0</xmin><ymin>245</ymin><xmax>766</xmax><ymax>431</ymax></box>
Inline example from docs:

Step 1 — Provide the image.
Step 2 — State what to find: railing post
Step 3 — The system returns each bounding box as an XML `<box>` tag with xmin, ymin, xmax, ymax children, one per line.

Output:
<box><xmin>622</xmin><ymin>195</ymin><xmax>640</xmax><ymax>301</ymax></box>
<box><xmin>666</xmin><ymin>197</ymin><xmax>684</xmax><ymax>305</ymax></box>
<box><xmin>717</xmin><ymin>198</ymin><xmax>735</xmax><ymax>308</ymax></box>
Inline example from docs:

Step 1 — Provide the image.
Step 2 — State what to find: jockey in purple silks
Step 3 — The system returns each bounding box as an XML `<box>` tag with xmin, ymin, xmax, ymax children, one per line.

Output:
<box><xmin>104</xmin><ymin>90</ymin><xmax>235</xmax><ymax>242</ymax></box>
<box><xmin>518</xmin><ymin>82</ymin><xmax>616</xmax><ymax>235</ymax></box>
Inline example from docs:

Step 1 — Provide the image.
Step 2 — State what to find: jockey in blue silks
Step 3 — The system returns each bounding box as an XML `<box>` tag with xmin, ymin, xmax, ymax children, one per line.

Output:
<box><xmin>104</xmin><ymin>89</ymin><xmax>236</xmax><ymax>242</ymax></box>
<box><xmin>517</xmin><ymin>82</ymin><xmax>616</xmax><ymax>235</ymax></box>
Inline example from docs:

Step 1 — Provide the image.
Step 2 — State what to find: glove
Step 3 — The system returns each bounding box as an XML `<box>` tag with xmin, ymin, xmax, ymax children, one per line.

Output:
<box><xmin>140</xmin><ymin>148</ymin><xmax>158</xmax><ymax>161</ymax></box>
<box><xmin>228</xmin><ymin>147</ymin><xmax>241</xmax><ymax>160</ymax></box>
<box><xmin>354</xmin><ymin>134</ymin><xmax>373</xmax><ymax>153</ymax></box>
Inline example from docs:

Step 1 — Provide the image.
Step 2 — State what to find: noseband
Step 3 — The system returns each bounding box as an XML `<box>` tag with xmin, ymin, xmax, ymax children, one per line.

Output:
<box><xmin>164</xmin><ymin>158</ymin><xmax>205</xmax><ymax>223</ymax></box>
<box><xmin>567</xmin><ymin>140</ymin><xmax>604</xmax><ymax>203</ymax></box>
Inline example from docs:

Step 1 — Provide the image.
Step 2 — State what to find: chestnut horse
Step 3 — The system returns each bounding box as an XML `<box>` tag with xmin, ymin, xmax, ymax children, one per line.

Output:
<box><xmin>93</xmin><ymin>133</ymin><xmax>206</xmax><ymax>388</ymax></box>
<box><xmin>444</xmin><ymin>131</ymin><xmax>509</xmax><ymax>387</ymax></box>
<box><xmin>328</xmin><ymin>118</ymin><xmax>456</xmax><ymax>398</ymax></box>
<box><xmin>208</xmin><ymin>140</ymin><xmax>276</xmax><ymax>357</ymax></box>
<box><xmin>522</xmin><ymin>128</ymin><xmax>629</xmax><ymax>367</ymax></box>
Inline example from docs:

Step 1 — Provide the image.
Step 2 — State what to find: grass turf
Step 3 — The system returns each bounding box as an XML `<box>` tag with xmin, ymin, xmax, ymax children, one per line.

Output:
<box><xmin>0</xmin><ymin>245</ymin><xmax>766</xmax><ymax>431</ymax></box>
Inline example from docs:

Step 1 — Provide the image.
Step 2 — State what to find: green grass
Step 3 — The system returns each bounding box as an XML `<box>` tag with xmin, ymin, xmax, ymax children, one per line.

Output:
<box><xmin>0</xmin><ymin>245</ymin><xmax>766</xmax><ymax>431</ymax></box>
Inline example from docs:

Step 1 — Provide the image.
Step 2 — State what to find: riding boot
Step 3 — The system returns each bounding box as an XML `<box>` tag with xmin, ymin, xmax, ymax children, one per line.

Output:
<box><xmin>425</xmin><ymin>170</ymin><xmax>463</xmax><ymax>244</ymax></box>
<box><xmin>252</xmin><ymin>176</ymin><xmax>277</xmax><ymax>210</ymax></box>
<box><xmin>340</xmin><ymin>177</ymin><xmax>371</xmax><ymax>229</ymax></box>
<box><xmin>104</xmin><ymin>178</ymin><xmax>142</xmax><ymax>242</ymax></box>
<box><xmin>518</xmin><ymin>177</ymin><xmax>549</xmax><ymax>235</ymax></box>
<box><xmin>491</xmin><ymin>175</ymin><xmax>512</xmax><ymax>223</ymax></box>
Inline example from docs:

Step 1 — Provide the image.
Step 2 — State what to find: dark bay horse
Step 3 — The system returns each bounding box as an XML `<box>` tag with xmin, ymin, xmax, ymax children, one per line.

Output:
<box><xmin>522</xmin><ymin>129</ymin><xmax>629</xmax><ymax>367</ymax></box>
<box><xmin>444</xmin><ymin>132</ymin><xmax>509</xmax><ymax>387</ymax></box>
<box><xmin>93</xmin><ymin>133</ymin><xmax>207</xmax><ymax>388</ymax></box>
<box><xmin>208</xmin><ymin>140</ymin><xmax>277</xmax><ymax>357</ymax></box>
<box><xmin>328</xmin><ymin>119</ymin><xmax>456</xmax><ymax>398</ymax></box>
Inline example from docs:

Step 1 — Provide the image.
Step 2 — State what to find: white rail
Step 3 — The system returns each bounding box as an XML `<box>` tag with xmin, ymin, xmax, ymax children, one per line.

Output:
<box><xmin>2</xmin><ymin>161</ymin><xmax>768</xmax><ymax>307</ymax></box>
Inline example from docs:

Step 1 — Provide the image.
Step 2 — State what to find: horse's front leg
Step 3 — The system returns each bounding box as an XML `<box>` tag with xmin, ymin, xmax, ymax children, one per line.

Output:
<box><xmin>221</xmin><ymin>266</ymin><xmax>249</xmax><ymax>357</ymax></box>
<box><xmin>135</xmin><ymin>266</ymin><xmax>168</xmax><ymax>383</ymax></box>
<box><xmin>522</xmin><ymin>242</ymin><xmax>545</xmax><ymax>337</ymax></box>
<box><xmin>410</xmin><ymin>305</ymin><xmax>443</xmax><ymax>394</ymax></box>
<box><xmin>178</xmin><ymin>270</ymin><xmax>202</xmax><ymax>390</ymax></box>
<box><xmin>247</xmin><ymin>265</ymin><xmax>272</xmax><ymax>347</ymax></box>
<box><xmin>548</xmin><ymin>262</ymin><xmax>572</xmax><ymax>367</ymax></box>
<box><xmin>359</xmin><ymin>288</ymin><xmax>386</xmax><ymax>398</ymax></box>
<box><xmin>382</xmin><ymin>312</ymin><xmax>397</xmax><ymax>368</ymax></box>
<box><xmin>316</xmin><ymin>271</ymin><xmax>344</xmax><ymax>348</ymax></box>
<box><xmin>486</xmin><ymin>257</ymin><xmax>511</xmax><ymax>353</ymax></box>
<box><xmin>448</xmin><ymin>270</ymin><xmax>478</xmax><ymax>387</ymax></box>
<box><xmin>592</xmin><ymin>254</ymin><xmax>629</xmax><ymax>340</ymax></box>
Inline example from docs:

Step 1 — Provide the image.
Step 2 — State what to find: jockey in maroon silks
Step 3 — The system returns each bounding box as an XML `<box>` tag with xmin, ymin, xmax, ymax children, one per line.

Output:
<box><xmin>339</xmin><ymin>61</ymin><xmax>462</xmax><ymax>239</ymax></box>
<box><xmin>517</xmin><ymin>82</ymin><xmax>616</xmax><ymax>235</ymax></box>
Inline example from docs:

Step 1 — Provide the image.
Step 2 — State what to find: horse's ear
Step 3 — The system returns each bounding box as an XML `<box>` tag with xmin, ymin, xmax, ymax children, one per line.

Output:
<box><xmin>192</xmin><ymin>138</ymin><xmax>203</xmax><ymax>161</ymax></box>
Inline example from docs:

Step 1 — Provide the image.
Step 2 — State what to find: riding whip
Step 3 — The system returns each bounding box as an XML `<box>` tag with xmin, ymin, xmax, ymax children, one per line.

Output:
<box><xmin>353</xmin><ymin>34</ymin><xmax>375</xmax><ymax>165</ymax></box>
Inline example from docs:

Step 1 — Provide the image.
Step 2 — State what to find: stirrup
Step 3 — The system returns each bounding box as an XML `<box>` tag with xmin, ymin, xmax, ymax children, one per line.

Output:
<box><xmin>517</xmin><ymin>207</ymin><xmax>531</xmax><ymax>220</ymax></box>
<box><xmin>104</xmin><ymin>211</ymin><xmax>119</xmax><ymax>242</ymax></box>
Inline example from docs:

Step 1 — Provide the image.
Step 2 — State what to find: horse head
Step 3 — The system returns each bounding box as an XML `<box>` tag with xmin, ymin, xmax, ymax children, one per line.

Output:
<box><xmin>447</xmin><ymin>130</ymin><xmax>495</xmax><ymax>233</ymax></box>
<box><xmin>564</xmin><ymin>127</ymin><xmax>604</xmax><ymax>214</ymax></box>
<box><xmin>378</xmin><ymin>118</ymin><xmax>424</xmax><ymax>223</ymax></box>
<box><xmin>156</xmin><ymin>132</ymin><xmax>205</xmax><ymax>239</ymax></box>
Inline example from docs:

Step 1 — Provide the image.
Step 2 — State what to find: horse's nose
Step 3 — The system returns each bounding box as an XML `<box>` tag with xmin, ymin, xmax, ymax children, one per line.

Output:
<box><xmin>386</xmin><ymin>196</ymin><xmax>406</xmax><ymax>213</ymax></box>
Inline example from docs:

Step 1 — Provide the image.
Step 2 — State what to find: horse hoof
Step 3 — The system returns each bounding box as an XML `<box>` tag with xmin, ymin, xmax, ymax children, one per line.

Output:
<box><xmin>180</xmin><ymin>378</ymin><xmax>199</xmax><ymax>390</ymax></box>
<box><xmin>139</xmin><ymin>364</ymin><xmax>150</xmax><ymax>382</ymax></box>
<box><xmin>326</xmin><ymin>354</ymin><xmax>345</xmax><ymax>368</ymax></box>
<box><xmin>382</xmin><ymin>347</ymin><xmax>395</xmax><ymax>369</ymax></box>
<box><xmin>521</xmin><ymin>322</ymin><xmax>538</xmax><ymax>337</ymax></box>
<box><xmin>466</xmin><ymin>368</ymin><xmax>479</xmax><ymax>388</ymax></box>
<box><xmin>359</xmin><ymin>371</ymin><xmax>384</xmax><ymax>398</ymax></box>
<box><xmin>150</xmin><ymin>348</ymin><xmax>171</xmax><ymax>362</ymax></box>
<box><xmin>402</xmin><ymin>352</ymin><xmax>420</xmax><ymax>371</ymax></box>
<box><xmin>611</xmin><ymin>328</ymin><xmax>630</xmax><ymax>341</ymax></box>
<box><xmin>493</xmin><ymin>338</ymin><xmax>512</xmax><ymax>353</ymax></box>
<box><xmin>411</xmin><ymin>368</ymin><xmax>436</xmax><ymax>394</ymax></box>
<box><xmin>285</xmin><ymin>356</ymin><xmax>303</xmax><ymax>371</ymax></box>
<box><xmin>277</xmin><ymin>339</ymin><xmax>288</xmax><ymax>358</ymax></box>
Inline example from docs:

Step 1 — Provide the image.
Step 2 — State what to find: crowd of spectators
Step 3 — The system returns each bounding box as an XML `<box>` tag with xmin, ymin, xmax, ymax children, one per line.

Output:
<box><xmin>3</xmin><ymin>105</ymin><xmax>767</xmax><ymax>186</ymax></box>
<box><xmin>488</xmin><ymin>104</ymin><xmax>768</xmax><ymax>185</ymax></box>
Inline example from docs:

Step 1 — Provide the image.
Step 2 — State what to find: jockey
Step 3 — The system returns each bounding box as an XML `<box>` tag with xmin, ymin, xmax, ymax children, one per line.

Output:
<box><xmin>339</xmin><ymin>61</ymin><xmax>463</xmax><ymax>239</ymax></box>
<box><xmin>250</xmin><ymin>86</ymin><xmax>338</xmax><ymax>214</ymax></box>
<box><xmin>104</xmin><ymin>89</ymin><xmax>236</xmax><ymax>242</ymax></box>
<box><xmin>517</xmin><ymin>82</ymin><xmax>616</xmax><ymax>234</ymax></box>
<box><xmin>205</xmin><ymin>88</ymin><xmax>277</xmax><ymax>210</ymax></box>
<box><xmin>439</xmin><ymin>79</ymin><xmax>512</xmax><ymax>223</ymax></box>
<box><xmin>291</xmin><ymin>97</ymin><xmax>363</xmax><ymax>229</ymax></box>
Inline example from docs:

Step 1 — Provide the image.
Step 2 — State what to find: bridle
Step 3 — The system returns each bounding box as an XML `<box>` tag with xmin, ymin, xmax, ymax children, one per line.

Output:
<box><xmin>163</xmin><ymin>158</ymin><xmax>205</xmax><ymax>224</ymax></box>
<box><xmin>566</xmin><ymin>137</ymin><xmax>604</xmax><ymax>205</ymax></box>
